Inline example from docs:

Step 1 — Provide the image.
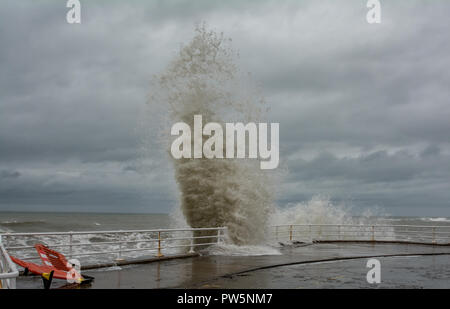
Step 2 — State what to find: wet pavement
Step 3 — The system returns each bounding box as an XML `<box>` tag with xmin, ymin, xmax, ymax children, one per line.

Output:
<box><xmin>16</xmin><ymin>242</ymin><xmax>450</xmax><ymax>289</ymax></box>
<box><xmin>205</xmin><ymin>255</ymin><xmax>450</xmax><ymax>289</ymax></box>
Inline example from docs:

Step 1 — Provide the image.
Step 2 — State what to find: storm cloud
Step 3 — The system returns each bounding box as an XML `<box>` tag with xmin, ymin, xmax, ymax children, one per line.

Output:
<box><xmin>0</xmin><ymin>0</ymin><xmax>449</xmax><ymax>215</ymax></box>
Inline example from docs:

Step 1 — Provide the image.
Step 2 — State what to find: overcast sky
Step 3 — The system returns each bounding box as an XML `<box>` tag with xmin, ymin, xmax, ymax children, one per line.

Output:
<box><xmin>1</xmin><ymin>0</ymin><xmax>449</xmax><ymax>216</ymax></box>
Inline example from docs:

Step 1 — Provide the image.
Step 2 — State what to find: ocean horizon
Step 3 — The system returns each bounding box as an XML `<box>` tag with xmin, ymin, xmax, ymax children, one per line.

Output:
<box><xmin>2</xmin><ymin>211</ymin><xmax>449</xmax><ymax>234</ymax></box>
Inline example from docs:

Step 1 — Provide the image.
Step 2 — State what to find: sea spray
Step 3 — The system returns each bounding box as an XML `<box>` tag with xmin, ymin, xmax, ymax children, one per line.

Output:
<box><xmin>148</xmin><ymin>25</ymin><xmax>274</xmax><ymax>245</ymax></box>
<box><xmin>270</xmin><ymin>196</ymin><xmax>388</xmax><ymax>226</ymax></box>
<box><xmin>270</xmin><ymin>196</ymin><xmax>356</xmax><ymax>227</ymax></box>
<box><xmin>269</xmin><ymin>196</ymin><xmax>394</xmax><ymax>243</ymax></box>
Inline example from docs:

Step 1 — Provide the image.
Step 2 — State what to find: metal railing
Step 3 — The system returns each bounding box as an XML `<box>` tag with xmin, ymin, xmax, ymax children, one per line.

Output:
<box><xmin>272</xmin><ymin>224</ymin><xmax>450</xmax><ymax>245</ymax></box>
<box><xmin>0</xmin><ymin>235</ymin><xmax>19</xmax><ymax>289</ymax></box>
<box><xmin>1</xmin><ymin>227</ymin><xmax>227</xmax><ymax>265</ymax></box>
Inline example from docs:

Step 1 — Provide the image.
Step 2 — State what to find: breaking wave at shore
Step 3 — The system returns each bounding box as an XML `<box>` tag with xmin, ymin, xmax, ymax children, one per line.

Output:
<box><xmin>146</xmin><ymin>25</ymin><xmax>392</xmax><ymax>251</ymax></box>
<box><xmin>148</xmin><ymin>24</ymin><xmax>274</xmax><ymax>246</ymax></box>
<box><xmin>270</xmin><ymin>196</ymin><xmax>382</xmax><ymax>227</ymax></box>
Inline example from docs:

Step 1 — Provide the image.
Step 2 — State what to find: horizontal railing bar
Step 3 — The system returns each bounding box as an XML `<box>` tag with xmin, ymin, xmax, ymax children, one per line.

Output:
<box><xmin>164</xmin><ymin>235</ymin><xmax>220</xmax><ymax>241</ymax></box>
<box><xmin>18</xmin><ymin>242</ymin><xmax>219</xmax><ymax>260</ymax></box>
<box><xmin>162</xmin><ymin>242</ymin><xmax>219</xmax><ymax>249</ymax></box>
<box><xmin>0</xmin><ymin>273</ymin><xmax>20</xmax><ymax>279</ymax></box>
<box><xmin>7</xmin><ymin>239</ymin><xmax>158</xmax><ymax>250</ymax></box>
<box><xmin>271</xmin><ymin>222</ymin><xmax>450</xmax><ymax>247</ymax></box>
<box><xmin>68</xmin><ymin>242</ymin><xmax>218</xmax><ymax>257</ymax></box>
<box><xmin>269</xmin><ymin>235</ymin><xmax>450</xmax><ymax>240</ymax></box>
<box><xmin>6</xmin><ymin>234</ymin><xmax>222</xmax><ymax>251</ymax></box>
<box><xmin>289</xmin><ymin>233</ymin><xmax>445</xmax><ymax>238</ymax></box>
<box><xmin>272</xmin><ymin>224</ymin><xmax>450</xmax><ymax>229</ymax></box>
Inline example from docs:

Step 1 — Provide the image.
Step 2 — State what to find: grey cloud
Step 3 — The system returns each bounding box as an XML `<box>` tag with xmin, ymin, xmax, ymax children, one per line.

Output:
<box><xmin>0</xmin><ymin>0</ymin><xmax>449</xmax><ymax>215</ymax></box>
<box><xmin>421</xmin><ymin>145</ymin><xmax>441</xmax><ymax>158</ymax></box>
<box><xmin>0</xmin><ymin>170</ymin><xmax>21</xmax><ymax>179</ymax></box>
<box><xmin>286</xmin><ymin>149</ymin><xmax>450</xmax><ymax>184</ymax></box>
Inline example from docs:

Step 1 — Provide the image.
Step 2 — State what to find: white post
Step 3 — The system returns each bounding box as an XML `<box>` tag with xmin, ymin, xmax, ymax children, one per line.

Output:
<box><xmin>156</xmin><ymin>232</ymin><xmax>163</xmax><ymax>257</ymax></box>
<box><xmin>189</xmin><ymin>237</ymin><xmax>194</xmax><ymax>253</ymax></box>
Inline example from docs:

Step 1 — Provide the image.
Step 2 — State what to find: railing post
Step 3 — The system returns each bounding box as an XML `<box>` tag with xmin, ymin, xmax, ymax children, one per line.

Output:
<box><xmin>189</xmin><ymin>237</ymin><xmax>194</xmax><ymax>253</ymax></box>
<box><xmin>338</xmin><ymin>225</ymin><xmax>341</xmax><ymax>240</ymax></box>
<box><xmin>217</xmin><ymin>229</ymin><xmax>221</xmax><ymax>244</ymax></box>
<box><xmin>371</xmin><ymin>226</ymin><xmax>375</xmax><ymax>242</ymax></box>
<box><xmin>432</xmin><ymin>227</ymin><xmax>436</xmax><ymax>244</ymax></box>
<box><xmin>0</xmin><ymin>235</ymin><xmax>18</xmax><ymax>289</ymax></box>
<box><xmin>289</xmin><ymin>225</ymin><xmax>293</xmax><ymax>241</ymax></box>
<box><xmin>223</xmin><ymin>227</ymin><xmax>228</xmax><ymax>243</ymax></box>
<box><xmin>157</xmin><ymin>231</ymin><xmax>164</xmax><ymax>257</ymax></box>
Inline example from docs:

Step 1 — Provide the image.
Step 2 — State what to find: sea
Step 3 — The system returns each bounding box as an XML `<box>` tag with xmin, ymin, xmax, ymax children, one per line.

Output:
<box><xmin>1</xmin><ymin>212</ymin><xmax>450</xmax><ymax>234</ymax></box>
<box><xmin>0</xmin><ymin>212</ymin><xmax>172</xmax><ymax>233</ymax></box>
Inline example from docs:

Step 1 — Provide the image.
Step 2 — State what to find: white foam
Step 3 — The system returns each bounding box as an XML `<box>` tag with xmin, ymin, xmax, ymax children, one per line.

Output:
<box><xmin>420</xmin><ymin>217</ymin><xmax>450</xmax><ymax>222</ymax></box>
<box><xmin>270</xmin><ymin>196</ymin><xmax>373</xmax><ymax>226</ymax></box>
<box><xmin>268</xmin><ymin>196</ymin><xmax>395</xmax><ymax>242</ymax></box>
